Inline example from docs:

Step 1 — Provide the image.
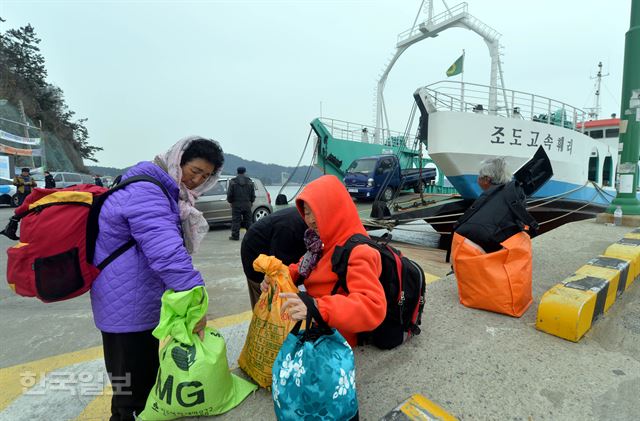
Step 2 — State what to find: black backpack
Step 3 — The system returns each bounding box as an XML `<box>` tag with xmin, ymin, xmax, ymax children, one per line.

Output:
<box><xmin>453</xmin><ymin>181</ymin><xmax>539</xmax><ymax>253</ymax></box>
<box><xmin>331</xmin><ymin>233</ymin><xmax>426</xmax><ymax>350</ymax></box>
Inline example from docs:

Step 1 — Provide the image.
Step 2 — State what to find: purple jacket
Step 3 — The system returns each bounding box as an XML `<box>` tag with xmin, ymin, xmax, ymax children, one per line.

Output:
<box><xmin>90</xmin><ymin>161</ymin><xmax>204</xmax><ymax>333</ymax></box>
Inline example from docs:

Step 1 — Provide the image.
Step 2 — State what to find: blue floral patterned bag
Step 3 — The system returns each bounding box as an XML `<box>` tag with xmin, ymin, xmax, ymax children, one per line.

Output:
<box><xmin>272</xmin><ymin>293</ymin><xmax>358</xmax><ymax>421</ymax></box>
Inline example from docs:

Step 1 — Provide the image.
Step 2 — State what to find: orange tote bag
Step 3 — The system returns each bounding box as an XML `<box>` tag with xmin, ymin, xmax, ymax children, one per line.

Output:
<box><xmin>238</xmin><ymin>254</ymin><xmax>298</xmax><ymax>387</ymax></box>
<box><xmin>451</xmin><ymin>231</ymin><xmax>533</xmax><ymax>317</ymax></box>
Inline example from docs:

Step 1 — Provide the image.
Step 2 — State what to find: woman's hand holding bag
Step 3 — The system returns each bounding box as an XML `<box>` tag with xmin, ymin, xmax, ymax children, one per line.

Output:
<box><xmin>272</xmin><ymin>292</ymin><xmax>358</xmax><ymax>421</ymax></box>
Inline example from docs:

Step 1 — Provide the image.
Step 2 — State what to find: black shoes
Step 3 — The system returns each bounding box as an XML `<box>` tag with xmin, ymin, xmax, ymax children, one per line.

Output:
<box><xmin>229</xmin><ymin>236</ymin><xmax>239</xmax><ymax>241</ymax></box>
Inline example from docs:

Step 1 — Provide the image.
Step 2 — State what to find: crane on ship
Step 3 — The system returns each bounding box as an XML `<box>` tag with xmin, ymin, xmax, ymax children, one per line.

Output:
<box><xmin>373</xmin><ymin>1</ymin><xmax>508</xmax><ymax>143</ymax></box>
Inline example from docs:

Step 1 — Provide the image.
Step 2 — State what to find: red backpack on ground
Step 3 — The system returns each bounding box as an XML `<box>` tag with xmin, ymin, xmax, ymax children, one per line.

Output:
<box><xmin>1</xmin><ymin>176</ymin><xmax>169</xmax><ymax>302</ymax></box>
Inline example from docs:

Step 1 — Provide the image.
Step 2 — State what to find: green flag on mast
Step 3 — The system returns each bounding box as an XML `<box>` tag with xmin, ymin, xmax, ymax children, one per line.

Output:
<box><xmin>446</xmin><ymin>54</ymin><xmax>464</xmax><ymax>77</ymax></box>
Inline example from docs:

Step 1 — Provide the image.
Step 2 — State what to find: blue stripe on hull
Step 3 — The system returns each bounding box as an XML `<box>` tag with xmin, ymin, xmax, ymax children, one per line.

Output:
<box><xmin>447</xmin><ymin>175</ymin><xmax>616</xmax><ymax>206</ymax></box>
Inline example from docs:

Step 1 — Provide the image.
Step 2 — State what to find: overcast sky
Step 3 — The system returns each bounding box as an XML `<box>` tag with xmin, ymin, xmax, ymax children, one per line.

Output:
<box><xmin>1</xmin><ymin>0</ymin><xmax>631</xmax><ymax>169</ymax></box>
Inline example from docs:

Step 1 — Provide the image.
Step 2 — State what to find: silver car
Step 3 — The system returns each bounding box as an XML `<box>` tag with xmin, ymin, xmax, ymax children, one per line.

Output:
<box><xmin>51</xmin><ymin>172</ymin><xmax>95</xmax><ymax>188</ymax></box>
<box><xmin>196</xmin><ymin>176</ymin><xmax>272</xmax><ymax>225</ymax></box>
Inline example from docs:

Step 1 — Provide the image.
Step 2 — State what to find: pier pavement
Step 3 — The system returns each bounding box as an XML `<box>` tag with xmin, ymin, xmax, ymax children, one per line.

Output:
<box><xmin>0</xmin><ymin>205</ymin><xmax>638</xmax><ymax>420</ymax></box>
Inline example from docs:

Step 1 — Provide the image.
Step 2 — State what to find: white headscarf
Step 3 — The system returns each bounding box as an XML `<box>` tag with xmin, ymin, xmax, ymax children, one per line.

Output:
<box><xmin>154</xmin><ymin>135</ymin><xmax>223</xmax><ymax>254</ymax></box>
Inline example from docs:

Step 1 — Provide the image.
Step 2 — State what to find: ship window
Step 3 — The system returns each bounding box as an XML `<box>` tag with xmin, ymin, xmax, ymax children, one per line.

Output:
<box><xmin>605</xmin><ymin>128</ymin><xmax>619</xmax><ymax>138</ymax></box>
<box><xmin>588</xmin><ymin>156</ymin><xmax>599</xmax><ymax>182</ymax></box>
<box><xmin>602</xmin><ymin>156</ymin><xmax>613</xmax><ymax>186</ymax></box>
<box><xmin>589</xmin><ymin>130</ymin><xmax>603</xmax><ymax>139</ymax></box>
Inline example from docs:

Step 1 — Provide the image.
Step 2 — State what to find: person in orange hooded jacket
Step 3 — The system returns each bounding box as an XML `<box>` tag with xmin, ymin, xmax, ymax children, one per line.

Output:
<box><xmin>268</xmin><ymin>175</ymin><xmax>387</xmax><ymax>347</ymax></box>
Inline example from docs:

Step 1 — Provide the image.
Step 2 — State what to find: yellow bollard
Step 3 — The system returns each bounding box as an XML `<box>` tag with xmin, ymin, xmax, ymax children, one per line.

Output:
<box><xmin>537</xmin><ymin>247</ymin><xmax>636</xmax><ymax>342</ymax></box>
<box><xmin>604</xmin><ymin>238</ymin><xmax>640</xmax><ymax>290</ymax></box>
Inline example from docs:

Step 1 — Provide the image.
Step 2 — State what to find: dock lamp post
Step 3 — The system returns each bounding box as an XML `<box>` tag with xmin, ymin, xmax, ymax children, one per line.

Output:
<box><xmin>609</xmin><ymin>0</ymin><xmax>640</xmax><ymax>216</ymax></box>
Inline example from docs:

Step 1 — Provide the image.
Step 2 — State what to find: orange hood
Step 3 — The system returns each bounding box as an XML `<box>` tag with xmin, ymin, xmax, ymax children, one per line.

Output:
<box><xmin>296</xmin><ymin>175</ymin><xmax>367</xmax><ymax>251</ymax></box>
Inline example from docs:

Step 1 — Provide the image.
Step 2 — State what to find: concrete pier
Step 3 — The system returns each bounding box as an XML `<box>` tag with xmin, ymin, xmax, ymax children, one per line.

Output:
<box><xmin>0</xmin><ymin>205</ymin><xmax>638</xmax><ymax>420</ymax></box>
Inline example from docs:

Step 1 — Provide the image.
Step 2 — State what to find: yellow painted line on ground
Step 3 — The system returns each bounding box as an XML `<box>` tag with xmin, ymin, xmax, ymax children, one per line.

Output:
<box><xmin>0</xmin><ymin>310</ymin><xmax>253</xmax><ymax>414</ymax></box>
<box><xmin>72</xmin><ymin>386</ymin><xmax>111</xmax><ymax>421</ymax></box>
<box><xmin>208</xmin><ymin>310</ymin><xmax>253</xmax><ymax>329</ymax></box>
<box><xmin>0</xmin><ymin>346</ymin><xmax>103</xmax><ymax>411</ymax></box>
<box><xmin>425</xmin><ymin>272</ymin><xmax>441</xmax><ymax>284</ymax></box>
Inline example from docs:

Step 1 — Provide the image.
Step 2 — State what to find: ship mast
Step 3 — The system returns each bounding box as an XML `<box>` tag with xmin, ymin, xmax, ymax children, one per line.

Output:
<box><xmin>587</xmin><ymin>61</ymin><xmax>609</xmax><ymax>120</ymax></box>
<box><xmin>374</xmin><ymin>1</ymin><xmax>506</xmax><ymax>143</ymax></box>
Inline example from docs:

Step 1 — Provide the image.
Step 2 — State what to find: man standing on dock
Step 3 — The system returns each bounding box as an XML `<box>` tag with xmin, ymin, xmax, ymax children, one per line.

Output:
<box><xmin>227</xmin><ymin>166</ymin><xmax>255</xmax><ymax>240</ymax></box>
<box><xmin>13</xmin><ymin>167</ymin><xmax>37</xmax><ymax>205</ymax></box>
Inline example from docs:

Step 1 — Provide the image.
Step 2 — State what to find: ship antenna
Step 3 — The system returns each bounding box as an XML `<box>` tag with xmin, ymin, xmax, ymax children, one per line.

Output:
<box><xmin>587</xmin><ymin>61</ymin><xmax>609</xmax><ymax>120</ymax></box>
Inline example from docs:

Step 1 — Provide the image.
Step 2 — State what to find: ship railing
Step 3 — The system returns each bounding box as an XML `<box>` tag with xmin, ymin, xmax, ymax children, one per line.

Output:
<box><xmin>397</xmin><ymin>2</ymin><xmax>469</xmax><ymax>45</ymax></box>
<box><xmin>423</xmin><ymin>81</ymin><xmax>588</xmax><ymax>132</ymax></box>
<box><xmin>318</xmin><ymin>117</ymin><xmax>416</xmax><ymax>150</ymax></box>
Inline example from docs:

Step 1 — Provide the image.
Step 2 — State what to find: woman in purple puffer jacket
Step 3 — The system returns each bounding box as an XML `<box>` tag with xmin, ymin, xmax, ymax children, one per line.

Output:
<box><xmin>90</xmin><ymin>136</ymin><xmax>224</xmax><ymax>421</ymax></box>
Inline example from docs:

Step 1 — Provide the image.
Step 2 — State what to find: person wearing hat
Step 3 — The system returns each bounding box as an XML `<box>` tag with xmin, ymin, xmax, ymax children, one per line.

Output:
<box><xmin>44</xmin><ymin>171</ymin><xmax>56</xmax><ymax>189</ymax></box>
<box><xmin>227</xmin><ymin>166</ymin><xmax>255</xmax><ymax>240</ymax></box>
<box><xmin>13</xmin><ymin>167</ymin><xmax>37</xmax><ymax>205</ymax></box>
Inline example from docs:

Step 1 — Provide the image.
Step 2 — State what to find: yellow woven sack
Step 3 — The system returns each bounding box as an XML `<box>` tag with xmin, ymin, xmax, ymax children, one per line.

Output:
<box><xmin>238</xmin><ymin>254</ymin><xmax>298</xmax><ymax>388</ymax></box>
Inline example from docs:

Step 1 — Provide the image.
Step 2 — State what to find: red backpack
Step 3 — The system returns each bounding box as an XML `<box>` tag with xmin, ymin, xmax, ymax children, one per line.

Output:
<box><xmin>1</xmin><ymin>176</ymin><xmax>169</xmax><ymax>302</ymax></box>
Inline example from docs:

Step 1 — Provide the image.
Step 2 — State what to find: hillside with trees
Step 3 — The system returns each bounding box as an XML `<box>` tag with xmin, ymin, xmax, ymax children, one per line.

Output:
<box><xmin>0</xmin><ymin>18</ymin><xmax>101</xmax><ymax>172</ymax></box>
<box><xmin>89</xmin><ymin>152</ymin><xmax>321</xmax><ymax>185</ymax></box>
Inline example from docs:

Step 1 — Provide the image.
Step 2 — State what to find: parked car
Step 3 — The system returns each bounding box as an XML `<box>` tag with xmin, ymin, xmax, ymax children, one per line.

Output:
<box><xmin>31</xmin><ymin>173</ymin><xmax>45</xmax><ymax>184</ymax></box>
<box><xmin>51</xmin><ymin>172</ymin><xmax>95</xmax><ymax>188</ymax></box>
<box><xmin>195</xmin><ymin>176</ymin><xmax>272</xmax><ymax>225</ymax></box>
<box><xmin>0</xmin><ymin>177</ymin><xmax>19</xmax><ymax>207</ymax></box>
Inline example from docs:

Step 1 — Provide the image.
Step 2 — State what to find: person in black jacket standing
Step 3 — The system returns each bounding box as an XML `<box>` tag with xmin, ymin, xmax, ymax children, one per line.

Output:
<box><xmin>227</xmin><ymin>166</ymin><xmax>255</xmax><ymax>240</ymax></box>
<box><xmin>240</xmin><ymin>206</ymin><xmax>307</xmax><ymax>308</ymax></box>
<box><xmin>44</xmin><ymin>171</ymin><xmax>56</xmax><ymax>189</ymax></box>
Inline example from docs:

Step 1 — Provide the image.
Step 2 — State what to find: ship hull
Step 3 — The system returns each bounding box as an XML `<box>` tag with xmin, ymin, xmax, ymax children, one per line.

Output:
<box><xmin>425</xmin><ymin>111</ymin><xmax>619</xmax><ymax>203</ymax></box>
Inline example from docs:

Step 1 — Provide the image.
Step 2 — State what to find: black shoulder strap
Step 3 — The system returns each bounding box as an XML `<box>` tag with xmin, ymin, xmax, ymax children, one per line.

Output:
<box><xmin>330</xmin><ymin>233</ymin><xmax>379</xmax><ymax>295</ymax></box>
<box><xmin>86</xmin><ymin>175</ymin><xmax>173</xmax><ymax>268</ymax></box>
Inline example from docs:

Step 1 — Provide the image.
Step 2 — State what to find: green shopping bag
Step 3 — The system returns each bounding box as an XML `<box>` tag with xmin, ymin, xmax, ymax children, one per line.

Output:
<box><xmin>138</xmin><ymin>286</ymin><xmax>257</xmax><ymax>420</ymax></box>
